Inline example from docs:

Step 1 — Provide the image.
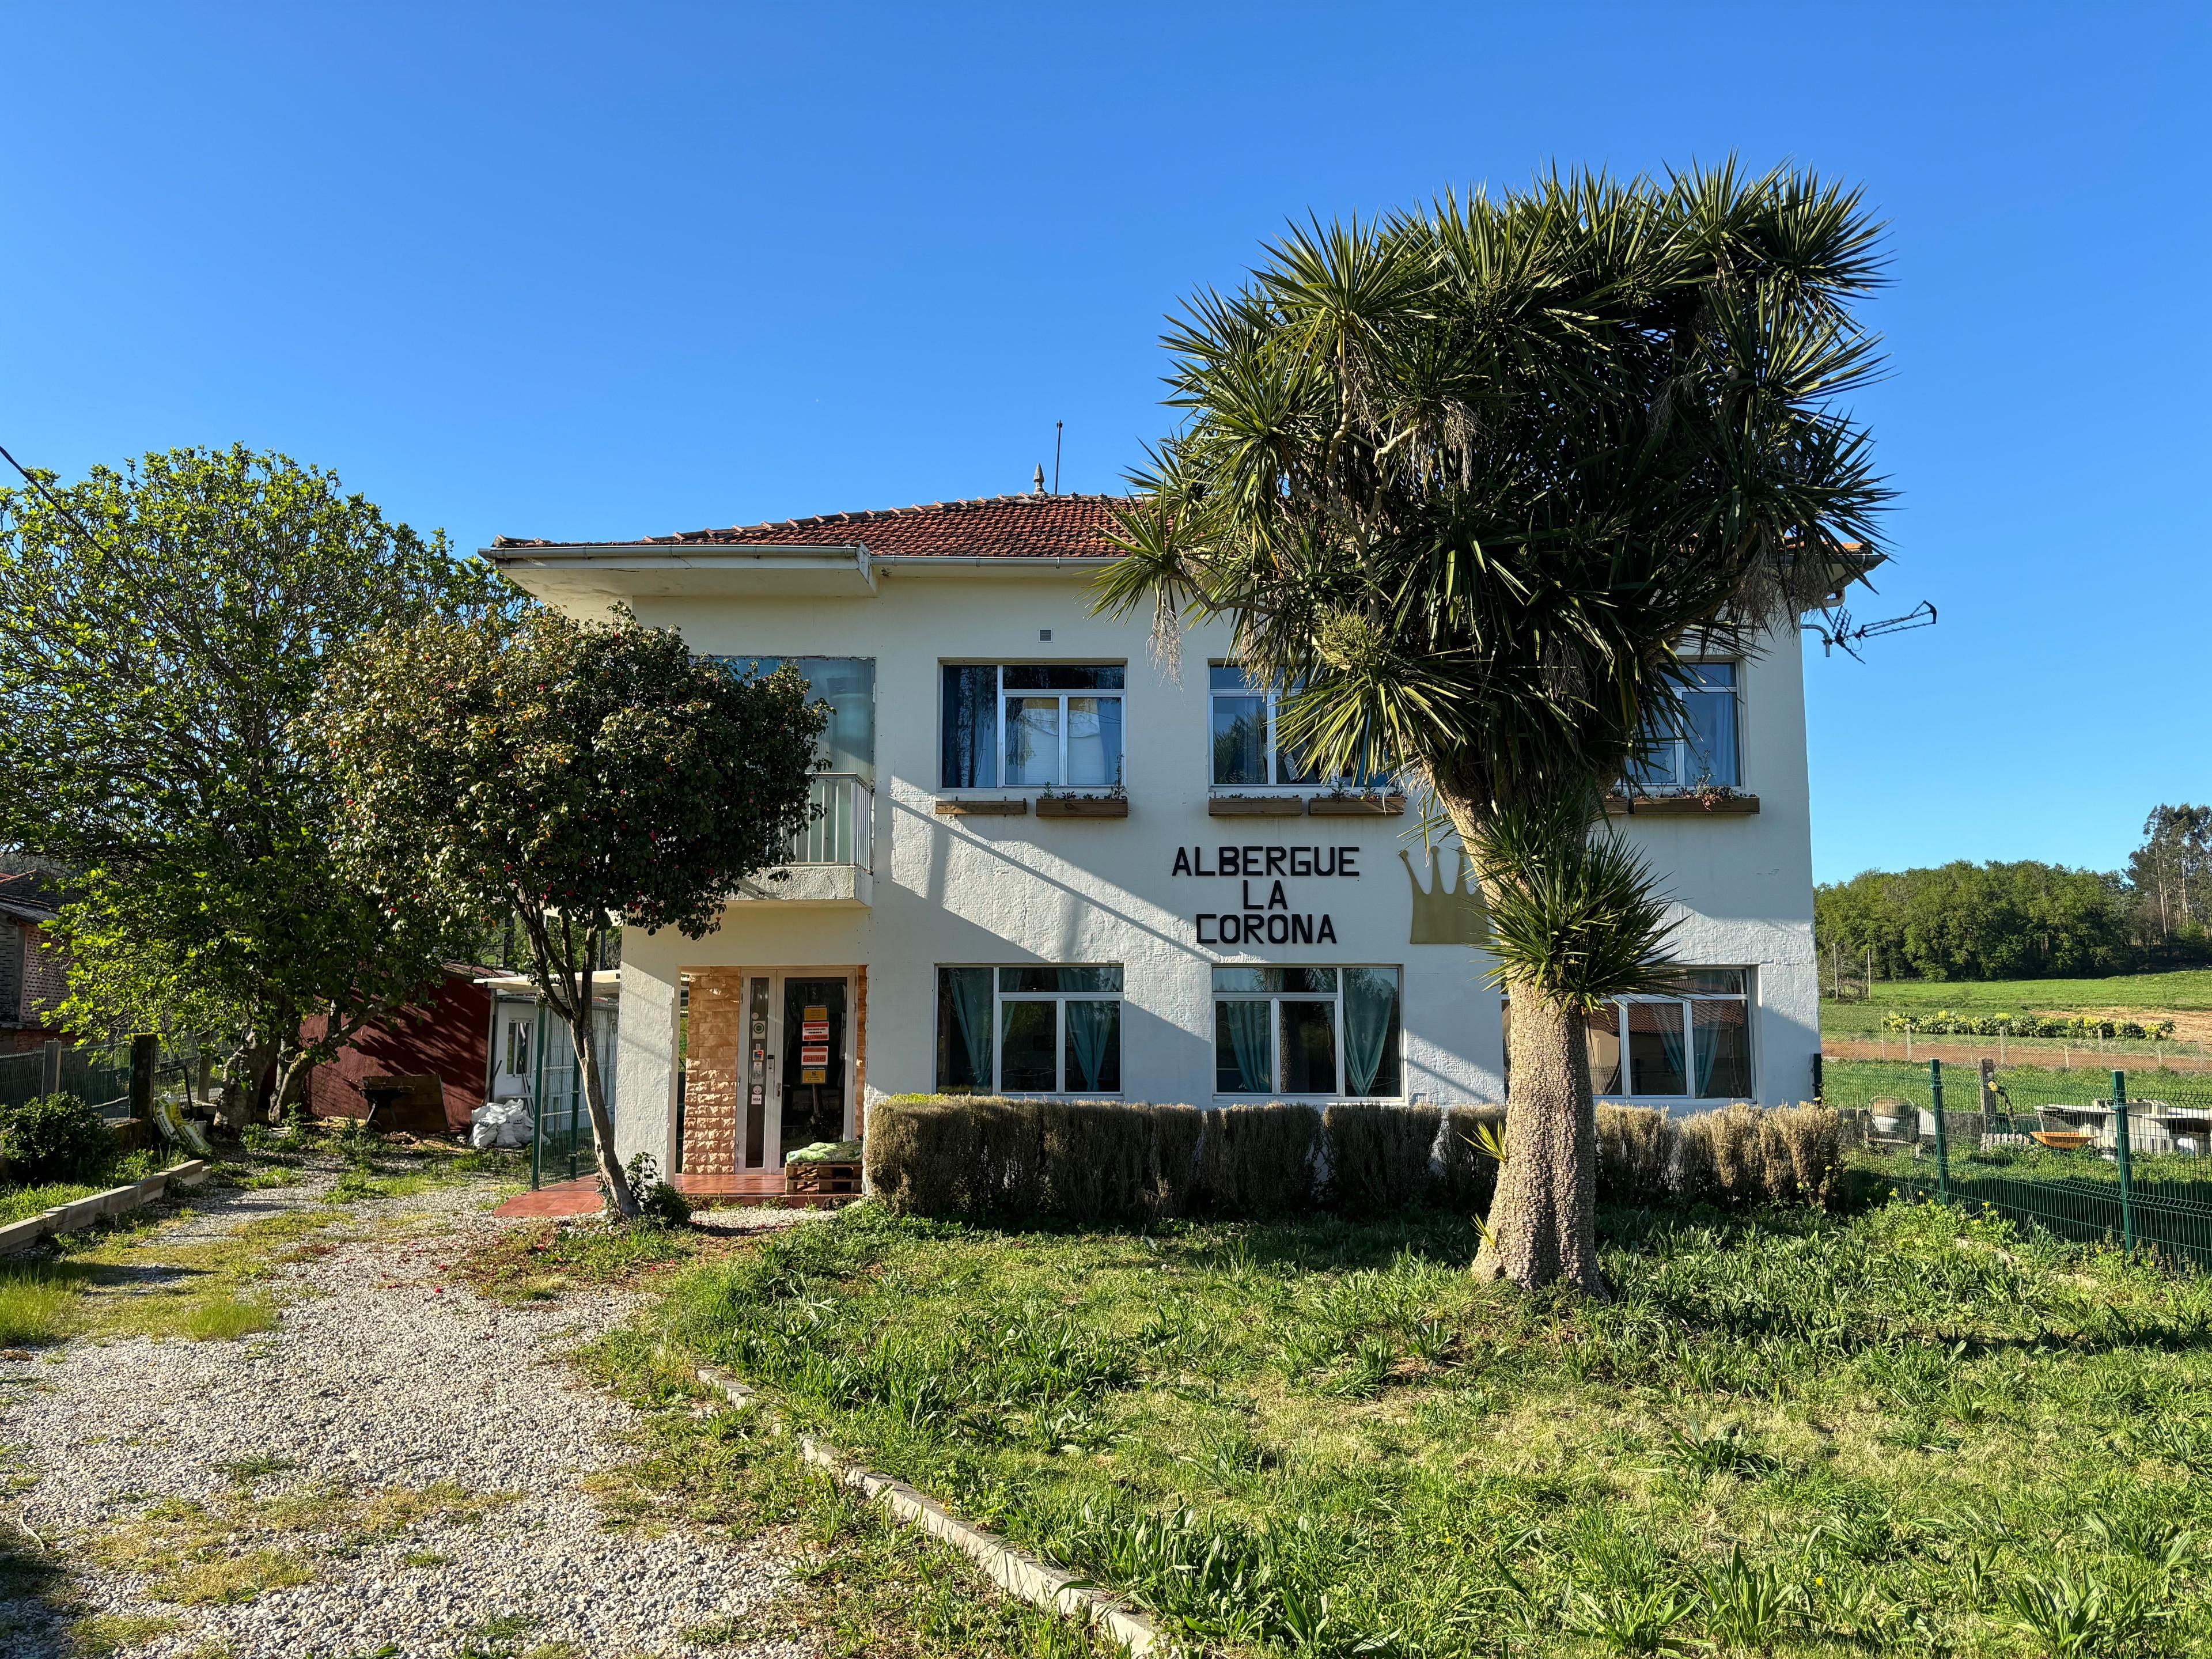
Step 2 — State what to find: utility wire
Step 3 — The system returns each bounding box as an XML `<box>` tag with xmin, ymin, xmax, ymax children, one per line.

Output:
<box><xmin>0</xmin><ymin>440</ymin><xmax>114</xmax><ymax>556</ymax></box>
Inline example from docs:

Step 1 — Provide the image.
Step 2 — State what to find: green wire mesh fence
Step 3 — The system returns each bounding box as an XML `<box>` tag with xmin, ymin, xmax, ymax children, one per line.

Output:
<box><xmin>1828</xmin><ymin>1057</ymin><xmax>2212</xmax><ymax>1272</ymax></box>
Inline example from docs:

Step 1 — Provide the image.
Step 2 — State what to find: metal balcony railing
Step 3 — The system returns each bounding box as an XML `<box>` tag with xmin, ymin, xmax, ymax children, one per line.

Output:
<box><xmin>786</xmin><ymin>772</ymin><xmax>873</xmax><ymax>870</ymax></box>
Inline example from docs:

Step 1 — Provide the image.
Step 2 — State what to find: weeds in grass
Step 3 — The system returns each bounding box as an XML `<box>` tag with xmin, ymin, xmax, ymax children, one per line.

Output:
<box><xmin>0</xmin><ymin>1264</ymin><xmax>77</xmax><ymax>1346</ymax></box>
<box><xmin>460</xmin><ymin>1218</ymin><xmax>702</xmax><ymax>1304</ymax></box>
<box><xmin>614</xmin><ymin>1195</ymin><xmax>2212</xmax><ymax>1657</ymax></box>
<box><xmin>66</xmin><ymin>1611</ymin><xmax>184</xmax><ymax>1654</ymax></box>
<box><xmin>185</xmin><ymin>1293</ymin><xmax>277</xmax><ymax>1342</ymax></box>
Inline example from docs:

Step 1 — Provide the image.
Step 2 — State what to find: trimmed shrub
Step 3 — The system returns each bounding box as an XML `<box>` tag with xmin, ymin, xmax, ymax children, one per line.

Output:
<box><xmin>1594</xmin><ymin>1105</ymin><xmax>1671</xmax><ymax>1205</ymax></box>
<box><xmin>1431</xmin><ymin>1105</ymin><xmax>1506</xmax><ymax>1210</ymax></box>
<box><xmin>1037</xmin><ymin>1099</ymin><xmax>1159</xmax><ymax>1223</ymax></box>
<box><xmin>1150</xmin><ymin>1103</ymin><xmax>1206</xmax><ymax>1218</ymax></box>
<box><xmin>1324</xmin><ymin>1103</ymin><xmax>1442</xmax><ymax>1214</ymax></box>
<box><xmin>863</xmin><ymin>1095</ymin><xmax>1844</xmax><ymax>1223</ymax></box>
<box><xmin>1763</xmin><ymin>1104</ymin><xmax>1843</xmax><ymax>1208</ymax></box>
<box><xmin>1198</xmin><ymin>1102</ymin><xmax>1321</xmax><ymax>1215</ymax></box>
<box><xmin>0</xmin><ymin>1092</ymin><xmax>111</xmax><ymax>1184</ymax></box>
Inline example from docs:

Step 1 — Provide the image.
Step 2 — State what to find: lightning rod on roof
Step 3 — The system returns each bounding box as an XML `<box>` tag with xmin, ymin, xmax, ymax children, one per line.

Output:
<box><xmin>1054</xmin><ymin>421</ymin><xmax>1063</xmax><ymax>494</ymax></box>
<box><xmin>1032</xmin><ymin>464</ymin><xmax>1046</xmax><ymax>494</ymax></box>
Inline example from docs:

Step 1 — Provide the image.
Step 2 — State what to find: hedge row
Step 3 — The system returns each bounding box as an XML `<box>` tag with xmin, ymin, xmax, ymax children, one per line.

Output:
<box><xmin>863</xmin><ymin>1096</ymin><xmax>1843</xmax><ymax>1224</ymax></box>
<box><xmin>1881</xmin><ymin>1010</ymin><xmax>2175</xmax><ymax>1041</ymax></box>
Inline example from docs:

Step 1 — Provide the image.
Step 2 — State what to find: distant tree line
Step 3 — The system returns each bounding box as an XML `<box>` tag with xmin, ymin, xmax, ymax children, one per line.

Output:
<box><xmin>1816</xmin><ymin>805</ymin><xmax>2212</xmax><ymax>982</ymax></box>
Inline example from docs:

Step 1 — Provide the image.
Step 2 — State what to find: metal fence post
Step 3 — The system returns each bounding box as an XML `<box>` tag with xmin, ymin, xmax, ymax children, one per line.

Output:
<box><xmin>1930</xmin><ymin>1058</ymin><xmax>1949</xmax><ymax>1203</ymax></box>
<box><xmin>2113</xmin><ymin>1067</ymin><xmax>2135</xmax><ymax>1253</ymax></box>
<box><xmin>40</xmin><ymin>1039</ymin><xmax>61</xmax><ymax>1098</ymax></box>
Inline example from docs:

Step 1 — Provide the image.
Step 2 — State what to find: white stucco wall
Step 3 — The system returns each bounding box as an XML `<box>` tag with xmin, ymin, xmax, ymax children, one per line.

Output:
<box><xmin>566</xmin><ymin>560</ymin><xmax>1818</xmax><ymax>1169</ymax></box>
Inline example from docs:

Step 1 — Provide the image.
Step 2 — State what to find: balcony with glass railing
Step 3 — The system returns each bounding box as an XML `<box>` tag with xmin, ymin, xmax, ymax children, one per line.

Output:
<box><xmin>736</xmin><ymin>771</ymin><xmax>874</xmax><ymax>904</ymax></box>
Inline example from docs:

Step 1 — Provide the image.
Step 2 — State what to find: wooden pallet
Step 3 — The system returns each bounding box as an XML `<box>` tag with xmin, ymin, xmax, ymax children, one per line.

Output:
<box><xmin>785</xmin><ymin>1160</ymin><xmax>862</xmax><ymax>1195</ymax></box>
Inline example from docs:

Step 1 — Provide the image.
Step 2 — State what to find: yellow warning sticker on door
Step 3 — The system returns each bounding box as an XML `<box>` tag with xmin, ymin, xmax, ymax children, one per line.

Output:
<box><xmin>804</xmin><ymin>1005</ymin><xmax>828</xmax><ymax>1022</ymax></box>
<box><xmin>801</xmin><ymin>1069</ymin><xmax>827</xmax><ymax>1085</ymax></box>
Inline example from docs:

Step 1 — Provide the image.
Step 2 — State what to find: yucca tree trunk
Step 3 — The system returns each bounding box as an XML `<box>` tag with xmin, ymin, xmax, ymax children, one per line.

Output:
<box><xmin>1474</xmin><ymin>988</ymin><xmax>1607</xmax><ymax>1296</ymax></box>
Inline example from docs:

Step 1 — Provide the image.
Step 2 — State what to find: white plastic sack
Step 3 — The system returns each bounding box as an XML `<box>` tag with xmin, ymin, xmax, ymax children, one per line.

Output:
<box><xmin>470</xmin><ymin>1098</ymin><xmax>533</xmax><ymax>1151</ymax></box>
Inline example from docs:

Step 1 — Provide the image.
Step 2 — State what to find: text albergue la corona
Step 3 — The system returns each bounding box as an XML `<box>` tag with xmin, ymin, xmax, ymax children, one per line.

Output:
<box><xmin>1171</xmin><ymin>843</ymin><xmax>1361</xmax><ymax>946</ymax></box>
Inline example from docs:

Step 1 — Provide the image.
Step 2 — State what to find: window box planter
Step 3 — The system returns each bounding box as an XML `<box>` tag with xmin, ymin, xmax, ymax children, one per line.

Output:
<box><xmin>935</xmin><ymin>798</ymin><xmax>1029</xmax><ymax>816</ymax></box>
<box><xmin>1209</xmin><ymin>795</ymin><xmax>1306</xmax><ymax>817</ymax></box>
<box><xmin>1036</xmin><ymin>794</ymin><xmax>1129</xmax><ymax>819</ymax></box>
<box><xmin>1604</xmin><ymin>791</ymin><xmax>1760</xmax><ymax>816</ymax></box>
<box><xmin>1307</xmin><ymin>793</ymin><xmax>1406</xmax><ymax>817</ymax></box>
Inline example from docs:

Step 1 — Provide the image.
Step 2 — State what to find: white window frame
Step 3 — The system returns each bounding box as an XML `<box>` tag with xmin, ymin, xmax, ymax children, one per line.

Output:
<box><xmin>945</xmin><ymin>664</ymin><xmax>1126</xmax><ymax>790</ymax></box>
<box><xmin>1207</xmin><ymin>665</ymin><xmax>1318</xmax><ymax>790</ymax></box>
<box><xmin>1630</xmin><ymin>660</ymin><xmax>1742</xmax><ymax>793</ymax></box>
<box><xmin>937</xmin><ymin>965</ymin><xmax>1124</xmax><ymax>1096</ymax></box>
<box><xmin>1590</xmin><ymin>971</ymin><xmax>1755</xmax><ymax>1103</ymax></box>
<box><xmin>1211</xmin><ymin>965</ymin><xmax>1402</xmax><ymax>1100</ymax></box>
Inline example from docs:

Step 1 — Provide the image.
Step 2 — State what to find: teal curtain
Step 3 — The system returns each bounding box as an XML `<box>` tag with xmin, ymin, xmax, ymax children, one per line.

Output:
<box><xmin>1065</xmin><ymin>1000</ymin><xmax>1117</xmax><ymax>1091</ymax></box>
<box><xmin>1219</xmin><ymin>1001</ymin><xmax>1271</xmax><ymax>1092</ymax></box>
<box><xmin>1652</xmin><ymin>1002</ymin><xmax>1687</xmax><ymax>1092</ymax></box>
<box><xmin>1342</xmin><ymin>969</ymin><xmax>1398</xmax><ymax>1096</ymax></box>
<box><xmin>948</xmin><ymin>968</ymin><xmax>994</xmax><ymax>1089</ymax></box>
<box><xmin>1692</xmin><ymin>1003</ymin><xmax>1723</xmax><ymax>1096</ymax></box>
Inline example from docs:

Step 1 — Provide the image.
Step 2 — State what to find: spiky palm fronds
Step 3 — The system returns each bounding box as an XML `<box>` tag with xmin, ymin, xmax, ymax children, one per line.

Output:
<box><xmin>1472</xmin><ymin>797</ymin><xmax>1679</xmax><ymax>1012</ymax></box>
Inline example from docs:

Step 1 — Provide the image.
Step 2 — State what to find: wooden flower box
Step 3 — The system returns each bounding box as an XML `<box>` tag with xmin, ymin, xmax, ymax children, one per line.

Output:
<box><xmin>935</xmin><ymin>798</ymin><xmax>1029</xmax><ymax>816</ymax></box>
<box><xmin>1306</xmin><ymin>793</ymin><xmax>1407</xmax><ymax>817</ymax></box>
<box><xmin>785</xmin><ymin>1160</ymin><xmax>862</xmax><ymax>1195</ymax></box>
<box><xmin>1603</xmin><ymin>792</ymin><xmax>1761</xmax><ymax>817</ymax></box>
<box><xmin>1036</xmin><ymin>794</ymin><xmax>1130</xmax><ymax>819</ymax></box>
<box><xmin>1209</xmin><ymin>795</ymin><xmax>1306</xmax><ymax>817</ymax></box>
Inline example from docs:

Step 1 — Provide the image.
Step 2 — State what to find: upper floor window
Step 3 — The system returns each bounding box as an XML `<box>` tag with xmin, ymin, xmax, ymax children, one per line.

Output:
<box><xmin>935</xmin><ymin>964</ymin><xmax>1123</xmax><ymax>1094</ymax></box>
<box><xmin>1210</xmin><ymin>666</ymin><xmax>1321</xmax><ymax>787</ymax></box>
<box><xmin>942</xmin><ymin>665</ymin><xmax>1124</xmax><ymax>790</ymax></box>
<box><xmin>1627</xmin><ymin>662</ymin><xmax>1738</xmax><ymax>792</ymax></box>
<box><xmin>721</xmin><ymin>657</ymin><xmax>876</xmax><ymax>782</ymax></box>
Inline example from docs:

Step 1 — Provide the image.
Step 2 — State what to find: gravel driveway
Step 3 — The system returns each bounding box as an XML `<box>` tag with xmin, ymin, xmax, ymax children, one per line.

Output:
<box><xmin>0</xmin><ymin>1162</ymin><xmax>807</xmax><ymax>1658</ymax></box>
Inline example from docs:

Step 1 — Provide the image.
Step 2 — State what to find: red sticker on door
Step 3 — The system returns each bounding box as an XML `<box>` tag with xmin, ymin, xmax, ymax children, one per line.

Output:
<box><xmin>800</xmin><ymin>1045</ymin><xmax>830</xmax><ymax>1067</ymax></box>
<box><xmin>801</xmin><ymin>1021</ymin><xmax>828</xmax><ymax>1040</ymax></box>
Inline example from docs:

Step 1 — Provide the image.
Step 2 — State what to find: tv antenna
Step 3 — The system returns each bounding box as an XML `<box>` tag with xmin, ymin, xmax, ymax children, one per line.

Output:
<box><xmin>1802</xmin><ymin>600</ymin><xmax>1938</xmax><ymax>660</ymax></box>
<box><xmin>1053</xmin><ymin>421</ymin><xmax>1063</xmax><ymax>494</ymax></box>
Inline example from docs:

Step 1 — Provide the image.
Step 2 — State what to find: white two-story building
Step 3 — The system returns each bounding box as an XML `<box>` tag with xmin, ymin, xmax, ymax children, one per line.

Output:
<box><xmin>486</xmin><ymin>491</ymin><xmax>1820</xmax><ymax>1189</ymax></box>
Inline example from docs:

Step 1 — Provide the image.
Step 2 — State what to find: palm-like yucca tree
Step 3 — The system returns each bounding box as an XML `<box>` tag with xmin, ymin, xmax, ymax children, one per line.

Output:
<box><xmin>1095</xmin><ymin>163</ymin><xmax>1888</xmax><ymax>1294</ymax></box>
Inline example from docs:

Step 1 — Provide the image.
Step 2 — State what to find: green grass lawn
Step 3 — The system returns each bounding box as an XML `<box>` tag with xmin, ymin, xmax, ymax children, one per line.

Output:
<box><xmin>629</xmin><ymin>1201</ymin><xmax>2212</xmax><ymax>1659</ymax></box>
<box><xmin>1823</xmin><ymin>969</ymin><xmax>2212</xmax><ymax>1038</ymax></box>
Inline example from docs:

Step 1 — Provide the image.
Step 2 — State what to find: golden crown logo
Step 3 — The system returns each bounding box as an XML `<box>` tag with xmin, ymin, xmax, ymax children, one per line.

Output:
<box><xmin>1400</xmin><ymin>846</ymin><xmax>1489</xmax><ymax>946</ymax></box>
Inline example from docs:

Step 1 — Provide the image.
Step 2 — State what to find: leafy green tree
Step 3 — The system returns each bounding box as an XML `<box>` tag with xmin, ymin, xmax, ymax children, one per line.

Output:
<box><xmin>1097</xmin><ymin>164</ymin><xmax>1887</xmax><ymax>1293</ymax></box>
<box><xmin>0</xmin><ymin>445</ymin><xmax>495</xmax><ymax>1121</ymax></box>
<box><xmin>1816</xmin><ymin>859</ymin><xmax>2131</xmax><ymax>981</ymax></box>
<box><xmin>313</xmin><ymin>607</ymin><xmax>824</xmax><ymax>1216</ymax></box>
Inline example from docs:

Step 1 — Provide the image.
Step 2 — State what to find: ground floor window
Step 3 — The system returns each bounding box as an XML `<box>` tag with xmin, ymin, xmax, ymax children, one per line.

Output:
<box><xmin>936</xmin><ymin>965</ymin><xmax>1123</xmax><ymax>1094</ymax></box>
<box><xmin>1213</xmin><ymin>965</ymin><xmax>1402</xmax><ymax>1097</ymax></box>
<box><xmin>1585</xmin><ymin>969</ymin><xmax>1752</xmax><ymax>1100</ymax></box>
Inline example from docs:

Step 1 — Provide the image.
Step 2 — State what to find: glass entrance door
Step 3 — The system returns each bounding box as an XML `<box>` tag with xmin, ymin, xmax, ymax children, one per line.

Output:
<box><xmin>779</xmin><ymin>978</ymin><xmax>848</xmax><ymax>1163</ymax></box>
<box><xmin>735</xmin><ymin>972</ymin><xmax>853</xmax><ymax>1173</ymax></box>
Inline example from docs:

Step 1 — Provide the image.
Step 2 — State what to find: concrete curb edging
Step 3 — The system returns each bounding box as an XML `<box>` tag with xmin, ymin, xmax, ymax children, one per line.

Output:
<box><xmin>694</xmin><ymin>1363</ymin><xmax>1165</xmax><ymax>1656</ymax></box>
<box><xmin>0</xmin><ymin>1160</ymin><xmax>208</xmax><ymax>1256</ymax></box>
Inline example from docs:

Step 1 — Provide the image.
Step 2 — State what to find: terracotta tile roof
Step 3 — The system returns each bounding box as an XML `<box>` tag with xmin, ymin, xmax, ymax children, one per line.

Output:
<box><xmin>494</xmin><ymin>494</ymin><xmax>1128</xmax><ymax>559</ymax></box>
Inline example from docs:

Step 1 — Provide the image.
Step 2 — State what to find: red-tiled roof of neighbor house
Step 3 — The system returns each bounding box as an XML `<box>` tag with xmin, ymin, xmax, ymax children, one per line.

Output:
<box><xmin>493</xmin><ymin>494</ymin><xmax>1128</xmax><ymax>560</ymax></box>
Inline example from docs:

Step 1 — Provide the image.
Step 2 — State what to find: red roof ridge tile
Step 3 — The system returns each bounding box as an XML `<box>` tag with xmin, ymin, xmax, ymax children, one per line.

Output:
<box><xmin>494</xmin><ymin>492</ymin><xmax>1130</xmax><ymax>559</ymax></box>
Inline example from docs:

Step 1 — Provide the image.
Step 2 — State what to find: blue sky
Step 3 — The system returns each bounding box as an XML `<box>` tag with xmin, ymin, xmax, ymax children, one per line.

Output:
<box><xmin>4</xmin><ymin>2</ymin><xmax>2205</xmax><ymax>884</ymax></box>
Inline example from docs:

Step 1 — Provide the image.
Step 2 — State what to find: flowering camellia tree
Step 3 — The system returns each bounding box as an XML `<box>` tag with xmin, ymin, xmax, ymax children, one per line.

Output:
<box><xmin>313</xmin><ymin>606</ymin><xmax>823</xmax><ymax>1216</ymax></box>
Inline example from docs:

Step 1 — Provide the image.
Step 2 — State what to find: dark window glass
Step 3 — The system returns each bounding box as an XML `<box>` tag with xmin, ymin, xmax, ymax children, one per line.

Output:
<box><xmin>999</xmin><ymin>1000</ymin><xmax>1058</xmax><ymax>1092</ymax></box>
<box><xmin>936</xmin><ymin>967</ymin><xmax>994</xmax><ymax>1093</ymax></box>
<box><xmin>1003</xmin><ymin>664</ymin><xmax>1124</xmax><ymax>690</ymax></box>
<box><xmin>1213</xmin><ymin>694</ymin><xmax>1268</xmax><ymax>785</ymax></box>
<box><xmin>1213</xmin><ymin>966</ymin><xmax>1280</xmax><ymax>994</ymax></box>
<box><xmin>1215</xmin><ymin>999</ymin><xmax>1273</xmax><ymax>1092</ymax></box>
<box><xmin>1064</xmin><ymin>1001</ymin><xmax>1120</xmax><ymax>1092</ymax></box>
<box><xmin>1694</xmin><ymin>1000</ymin><xmax>1752</xmax><ymax>1097</ymax></box>
<box><xmin>1342</xmin><ymin>968</ymin><xmax>1400</xmax><ymax>1096</ymax></box>
<box><xmin>1624</xmin><ymin>1001</ymin><xmax>1688</xmax><ymax>1095</ymax></box>
<box><xmin>941</xmin><ymin>666</ymin><xmax>998</xmax><ymax>788</ymax></box>
<box><xmin>1281</xmin><ymin>1001</ymin><xmax>1338</xmax><ymax>1093</ymax></box>
<box><xmin>999</xmin><ymin>965</ymin><xmax>1123</xmax><ymax>994</ymax></box>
